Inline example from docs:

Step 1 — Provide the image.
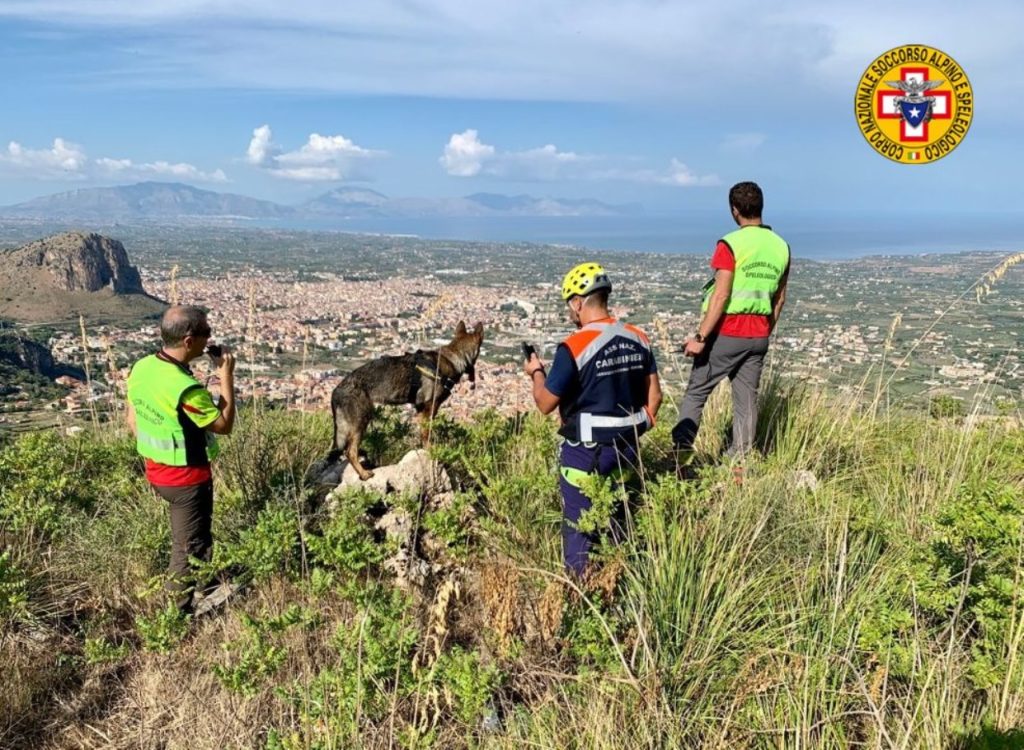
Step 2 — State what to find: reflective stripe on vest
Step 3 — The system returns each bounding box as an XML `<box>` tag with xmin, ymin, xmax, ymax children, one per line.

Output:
<box><xmin>702</xmin><ymin>226</ymin><xmax>789</xmax><ymax>316</ymax></box>
<box><xmin>127</xmin><ymin>354</ymin><xmax>219</xmax><ymax>466</ymax></box>
<box><xmin>571</xmin><ymin>320</ymin><xmax>648</xmax><ymax>369</ymax></box>
<box><xmin>135</xmin><ymin>431</ymin><xmax>176</xmax><ymax>453</ymax></box>
<box><xmin>578</xmin><ymin>410</ymin><xmax>649</xmax><ymax>443</ymax></box>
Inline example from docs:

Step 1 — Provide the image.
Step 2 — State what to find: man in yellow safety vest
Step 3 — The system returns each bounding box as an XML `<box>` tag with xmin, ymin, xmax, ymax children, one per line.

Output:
<box><xmin>671</xmin><ymin>182</ymin><xmax>790</xmax><ymax>476</ymax></box>
<box><xmin>126</xmin><ymin>305</ymin><xmax>236</xmax><ymax>613</ymax></box>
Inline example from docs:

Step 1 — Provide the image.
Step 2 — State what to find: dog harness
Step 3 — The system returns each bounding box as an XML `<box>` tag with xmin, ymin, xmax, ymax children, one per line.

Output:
<box><xmin>413</xmin><ymin>350</ymin><xmax>460</xmax><ymax>393</ymax></box>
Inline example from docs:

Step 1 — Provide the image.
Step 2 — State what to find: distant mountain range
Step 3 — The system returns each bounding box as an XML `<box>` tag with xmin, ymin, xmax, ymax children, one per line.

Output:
<box><xmin>0</xmin><ymin>182</ymin><xmax>642</xmax><ymax>222</ymax></box>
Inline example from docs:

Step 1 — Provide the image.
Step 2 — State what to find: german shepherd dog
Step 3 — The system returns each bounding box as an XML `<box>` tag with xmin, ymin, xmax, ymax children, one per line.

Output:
<box><xmin>329</xmin><ymin>321</ymin><xmax>484</xmax><ymax>480</ymax></box>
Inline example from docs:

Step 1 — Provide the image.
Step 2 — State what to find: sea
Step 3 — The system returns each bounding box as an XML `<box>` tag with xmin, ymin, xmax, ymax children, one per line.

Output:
<box><xmin>267</xmin><ymin>211</ymin><xmax>1024</xmax><ymax>261</ymax></box>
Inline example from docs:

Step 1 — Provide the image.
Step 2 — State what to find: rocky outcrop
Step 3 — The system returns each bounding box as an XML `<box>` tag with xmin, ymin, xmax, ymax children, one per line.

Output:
<box><xmin>0</xmin><ymin>333</ymin><xmax>57</xmax><ymax>376</ymax></box>
<box><xmin>0</xmin><ymin>231</ymin><xmax>165</xmax><ymax>323</ymax></box>
<box><xmin>11</xmin><ymin>232</ymin><xmax>145</xmax><ymax>294</ymax></box>
<box><xmin>308</xmin><ymin>449</ymin><xmax>466</xmax><ymax>590</ymax></box>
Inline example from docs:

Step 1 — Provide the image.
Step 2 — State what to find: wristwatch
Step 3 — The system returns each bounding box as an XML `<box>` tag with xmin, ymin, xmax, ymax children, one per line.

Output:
<box><xmin>693</xmin><ymin>332</ymin><xmax>706</xmax><ymax>344</ymax></box>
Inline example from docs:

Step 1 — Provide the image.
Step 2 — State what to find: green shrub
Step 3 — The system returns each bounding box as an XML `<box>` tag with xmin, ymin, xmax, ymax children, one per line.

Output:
<box><xmin>136</xmin><ymin>602</ymin><xmax>190</xmax><ymax>653</ymax></box>
<box><xmin>919</xmin><ymin>479</ymin><xmax>1024</xmax><ymax>690</ymax></box>
<box><xmin>432</xmin><ymin>646</ymin><xmax>504</xmax><ymax>725</ymax></box>
<box><xmin>212</xmin><ymin>604</ymin><xmax>317</xmax><ymax>696</ymax></box>
<box><xmin>83</xmin><ymin>636</ymin><xmax>130</xmax><ymax>665</ymax></box>
<box><xmin>0</xmin><ymin>431</ymin><xmax>143</xmax><ymax>539</ymax></box>
<box><xmin>305</xmin><ymin>489</ymin><xmax>390</xmax><ymax>577</ymax></box>
<box><xmin>217</xmin><ymin>406</ymin><xmax>332</xmax><ymax>512</ymax></box>
<box><xmin>0</xmin><ymin>550</ymin><xmax>29</xmax><ymax>623</ymax></box>
<box><xmin>930</xmin><ymin>394</ymin><xmax>967</xmax><ymax>420</ymax></box>
<box><xmin>362</xmin><ymin>405</ymin><xmax>416</xmax><ymax>466</ymax></box>
<box><xmin>276</xmin><ymin>585</ymin><xmax>418</xmax><ymax>744</ymax></box>
<box><xmin>421</xmin><ymin>492</ymin><xmax>474</xmax><ymax>560</ymax></box>
<box><xmin>205</xmin><ymin>504</ymin><xmax>303</xmax><ymax>585</ymax></box>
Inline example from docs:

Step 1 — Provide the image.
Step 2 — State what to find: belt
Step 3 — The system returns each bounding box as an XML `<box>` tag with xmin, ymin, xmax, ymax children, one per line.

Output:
<box><xmin>578</xmin><ymin>410</ymin><xmax>648</xmax><ymax>443</ymax></box>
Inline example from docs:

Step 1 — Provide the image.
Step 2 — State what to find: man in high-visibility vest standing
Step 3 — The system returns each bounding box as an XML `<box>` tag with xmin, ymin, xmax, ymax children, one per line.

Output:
<box><xmin>524</xmin><ymin>263</ymin><xmax>662</xmax><ymax>576</ymax></box>
<box><xmin>126</xmin><ymin>305</ymin><xmax>236</xmax><ymax>613</ymax></box>
<box><xmin>671</xmin><ymin>182</ymin><xmax>790</xmax><ymax>475</ymax></box>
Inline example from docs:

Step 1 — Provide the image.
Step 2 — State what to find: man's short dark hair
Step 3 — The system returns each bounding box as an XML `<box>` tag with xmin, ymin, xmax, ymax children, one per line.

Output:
<box><xmin>729</xmin><ymin>181</ymin><xmax>763</xmax><ymax>219</ymax></box>
<box><xmin>583</xmin><ymin>288</ymin><xmax>610</xmax><ymax>308</ymax></box>
<box><xmin>160</xmin><ymin>305</ymin><xmax>210</xmax><ymax>346</ymax></box>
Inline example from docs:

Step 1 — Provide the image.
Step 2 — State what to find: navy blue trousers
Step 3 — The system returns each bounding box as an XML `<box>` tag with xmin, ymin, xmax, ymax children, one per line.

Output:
<box><xmin>559</xmin><ymin>440</ymin><xmax>638</xmax><ymax>576</ymax></box>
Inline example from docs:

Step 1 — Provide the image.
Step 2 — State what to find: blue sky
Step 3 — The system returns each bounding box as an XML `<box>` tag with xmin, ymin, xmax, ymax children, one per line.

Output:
<box><xmin>0</xmin><ymin>0</ymin><xmax>1021</xmax><ymax>214</ymax></box>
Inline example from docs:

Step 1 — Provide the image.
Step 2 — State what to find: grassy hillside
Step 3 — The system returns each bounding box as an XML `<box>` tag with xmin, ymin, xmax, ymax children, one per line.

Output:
<box><xmin>1</xmin><ymin>378</ymin><xmax>1022</xmax><ymax>749</ymax></box>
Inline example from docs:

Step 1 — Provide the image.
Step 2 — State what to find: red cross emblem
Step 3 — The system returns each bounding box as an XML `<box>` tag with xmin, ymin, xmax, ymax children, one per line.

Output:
<box><xmin>876</xmin><ymin>66</ymin><xmax>952</xmax><ymax>142</ymax></box>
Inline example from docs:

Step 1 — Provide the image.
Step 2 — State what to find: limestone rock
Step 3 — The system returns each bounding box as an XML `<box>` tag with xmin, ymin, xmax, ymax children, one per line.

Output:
<box><xmin>384</xmin><ymin>545</ymin><xmax>432</xmax><ymax>589</ymax></box>
<box><xmin>337</xmin><ymin>449</ymin><xmax>451</xmax><ymax>497</ymax></box>
<box><xmin>375</xmin><ymin>509</ymin><xmax>412</xmax><ymax>542</ymax></box>
<box><xmin>0</xmin><ymin>231</ymin><xmax>165</xmax><ymax>323</ymax></box>
<box><xmin>0</xmin><ymin>334</ymin><xmax>56</xmax><ymax>376</ymax></box>
<box><xmin>12</xmin><ymin>232</ymin><xmax>145</xmax><ymax>294</ymax></box>
<box><xmin>306</xmin><ymin>455</ymin><xmax>348</xmax><ymax>487</ymax></box>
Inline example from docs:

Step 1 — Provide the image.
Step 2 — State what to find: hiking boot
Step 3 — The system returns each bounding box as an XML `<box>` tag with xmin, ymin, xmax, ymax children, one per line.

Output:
<box><xmin>674</xmin><ymin>450</ymin><xmax>699</xmax><ymax>482</ymax></box>
<box><xmin>193</xmin><ymin>582</ymin><xmax>242</xmax><ymax>617</ymax></box>
<box><xmin>676</xmin><ymin>463</ymin><xmax>699</xmax><ymax>482</ymax></box>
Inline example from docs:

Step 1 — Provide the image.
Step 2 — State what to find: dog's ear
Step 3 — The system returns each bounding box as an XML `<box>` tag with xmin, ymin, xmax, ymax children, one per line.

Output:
<box><xmin>455</xmin><ymin>320</ymin><xmax>467</xmax><ymax>335</ymax></box>
<box><xmin>473</xmin><ymin>321</ymin><xmax>483</xmax><ymax>336</ymax></box>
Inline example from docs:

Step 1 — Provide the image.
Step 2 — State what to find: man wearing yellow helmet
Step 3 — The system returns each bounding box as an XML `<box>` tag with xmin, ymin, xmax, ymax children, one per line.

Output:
<box><xmin>524</xmin><ymin>262</ymin><xmax>662</xmax><ymax>576</ymax></box>
<box><xmin>671</xmin><ymin>182</ymin><xmax>790</xmax><ymax>474</ymax></box>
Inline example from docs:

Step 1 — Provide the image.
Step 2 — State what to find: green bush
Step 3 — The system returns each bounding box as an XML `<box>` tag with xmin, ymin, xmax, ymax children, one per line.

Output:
<box><xmin>213</xmin><ymin>604</ymin><xmax>317</xmax><ymax>696</ymax></box>
<box><xmin>0</xmin><ymin>432</ymin><xmax>140</xmax><ymax>538</ymax></box>
<box><xmin>136</xmin><ymin>602</ymin><xmax>190</xmax><ymax>653</ymax></box>
<box><xmin>919</xmin><ymin>479</ymin><xmax>1024</xmax><ymax>690</ymax></box>
<box><xmin>216</xmin><ymin>406</ymin><xmax>332</xmax><ymax>512</ymax></box>
<box><xmin>83</xmin><ymin>636</ymin><xmax>130</xmax><ymax>665</ymax></box>
<box><xmin>276</xmin><ymin>585</ymin><xmax>419</xmax><ymax>744</ymax></box>
<box><xmin>432</xmin><ymin>646</ymin><xmax>504</xmax><ymax>725</ymax></box>
<box><xmin>305</xmin><ymin>488</ymin><xmax>390</xmax><ymax>577</ymax></box>
<box><xmin>205</xmin><ymin>503</ymin><xmax>303</xmax><ymax>585</ymax></box>
<box><xmin>0</xmin><ymin>550</ymin><xmax>29</xmax><ymax>623</ymax></box>
<box><xmin>930</xmin><ymin>394</ymin><xmax>967</xmax><ymax>419</ymax></box>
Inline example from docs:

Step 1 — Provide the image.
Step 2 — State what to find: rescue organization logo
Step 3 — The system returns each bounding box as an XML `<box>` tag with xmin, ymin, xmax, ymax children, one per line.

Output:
<box><xmin>855</xmin><ymin>45</ymin><xmax>973</xmax><ymax>164</ymax></box>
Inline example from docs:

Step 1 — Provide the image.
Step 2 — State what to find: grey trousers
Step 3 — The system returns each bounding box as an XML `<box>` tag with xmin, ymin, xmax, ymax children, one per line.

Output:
<box><xmin>152</xmin><ymin>481</ymin><xmax>214</xmax><ymax>612</ymax></box>
<box><xmin>671</xmin><ymin>335</ymin><xmax>769</xmax><ymax>457</ymax></box>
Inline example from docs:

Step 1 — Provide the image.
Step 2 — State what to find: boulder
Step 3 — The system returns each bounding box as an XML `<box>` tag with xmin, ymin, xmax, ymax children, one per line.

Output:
<box><xmin>336</xmin><ymin>449</ymin><xmax>452</xmax><ymax>497</ymax></box>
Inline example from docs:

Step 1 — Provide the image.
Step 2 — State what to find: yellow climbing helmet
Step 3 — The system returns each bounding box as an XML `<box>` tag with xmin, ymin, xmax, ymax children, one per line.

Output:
<box><xmin>561</xmin><ymin>262</ymin><xmax>612</xmax><ymax>301</ymax></box>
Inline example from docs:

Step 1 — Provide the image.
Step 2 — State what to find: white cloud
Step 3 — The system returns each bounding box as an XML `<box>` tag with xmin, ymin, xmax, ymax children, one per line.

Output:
<box><xmin>441</xmin><ymin>131</ymin><xmax>716</xmax><ymax>187</ymax></box>
<box><xmin>96</xmin><ymin>156</ymin><xmax>227</xmax><ymax>182</ymax></box>
<box><xmin>245</xmin><ymin>124</ymin><xmax>277</xmax><ymax>167</ymax></box>
<box><xmin>440</xmin><ymin>130</ymin><xmax>589</xmax><ymax>180</ymax></box>
<box><xmin>440</xmin><ymin>130</ymin><xmax>495</xmax><ymax>177</ymax></box>
<box><xmin>660</xmin><ymin>159</ymin><xmax>720</xmax><ymax>187</ymax></box>
<box><xmin>247</xmin><ymin>124</ymin><xmax>382</xmax><ymax>181</ymax></box>
<box><xmin>2</xmin><ymin>138</ymin><xmax>88</xmax><ymax>178</ymax></box>
<box><xmin>0</xmin><ymin>137</ymin><xmax>226</xmax><ymax>182</ymax></box>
